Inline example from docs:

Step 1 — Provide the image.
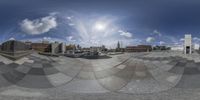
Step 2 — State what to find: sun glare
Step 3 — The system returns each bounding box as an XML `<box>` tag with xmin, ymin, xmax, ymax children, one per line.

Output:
<box><xmin>94</xmin><ymin>22</ymin><xmax>106</xmax><ymax>31</ymax></box>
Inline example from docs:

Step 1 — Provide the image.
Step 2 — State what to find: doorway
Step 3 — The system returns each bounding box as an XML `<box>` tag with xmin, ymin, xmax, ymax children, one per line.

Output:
<box><xmin>186</xmin><ymin>46</ymin><xmax>190</xmax><ymax>54</ymax></box>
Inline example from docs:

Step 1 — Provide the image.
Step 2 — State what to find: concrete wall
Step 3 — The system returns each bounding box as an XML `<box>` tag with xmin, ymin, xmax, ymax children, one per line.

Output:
<box><xmin>51</xmin><ymin>42</ymin><xmax>60</xmax><ymax>54</ymax></box>
<box><xmin>51</xmin><ymin>42</ymin><xmax>66</xmax><ymax>54</ymax></box>
<box><xmin>184</xmin><ymin>34</ymin><xmax>192</xmax><ymax>54</ymax></box>
<box><xmin>60</xmin><ymin>43</ymin><xmax>66</xmax><ymax>54</ymax></box>
<box><xmin>171</xmin><ymin>46</ymin><xmax>184</xmax><ymax>51</ymax></box>
<box><xmin>1</xmin><ymin>40</ymin><xmax>30</xmax><ymax>52</ymax></box>
<box><xmin>194</xmin><ymin>44</ymin><xmax>200</xmax><ymax>50</ymax></box>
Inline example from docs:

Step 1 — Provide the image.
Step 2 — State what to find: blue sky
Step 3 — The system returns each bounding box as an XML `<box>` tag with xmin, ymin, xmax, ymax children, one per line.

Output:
<box><xmin>1</xmin><ymin>0</ymin><xmax>200</xmax><ymax>47</ymax></box>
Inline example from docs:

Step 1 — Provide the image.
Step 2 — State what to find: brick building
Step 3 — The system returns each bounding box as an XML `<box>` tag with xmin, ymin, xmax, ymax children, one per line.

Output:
<box><xmin>126</xmin><ymin>45</ymin><xmax>152</xmax><ymax>52</ymax></box>
<box><xmin>31</xmin><ymin>43</ymin><xmax>51</xmax><ymax>52</ymax></box>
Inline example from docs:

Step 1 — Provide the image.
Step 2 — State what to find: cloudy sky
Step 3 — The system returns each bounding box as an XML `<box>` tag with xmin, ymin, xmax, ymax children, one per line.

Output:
<box><xmin>1</xmin><ymin>0</ymin><xmax>200</xmax><ymax>47</ymax></box>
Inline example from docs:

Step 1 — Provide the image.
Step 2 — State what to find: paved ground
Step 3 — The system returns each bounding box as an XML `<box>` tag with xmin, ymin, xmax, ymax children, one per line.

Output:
<box><xmin>0</xmin><ymin>51</ymin><xmax>200</xmax><ymax>100</ymax></box>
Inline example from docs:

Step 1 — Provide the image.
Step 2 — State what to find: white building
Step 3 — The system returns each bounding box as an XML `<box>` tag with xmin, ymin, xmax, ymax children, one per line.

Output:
<box><xmin>61</xmin><ymin>43</ymin><xmax>66</xmax><ymax>54</ymax></box>
<box><xmin>171</xmin><ymin>45</ymin><xmax>184</xmax><ymax>51</ymax></box>
<box><xmin>184</xmin><ymin>34</ymin><xmax>192</xmax><ymax>54</ymax></box>
<box><xmin>194</xmin><ymin>43</ymin><xmax>200</xmax><ymax>50</ymax></box>
<box><xmin>51</xmin><ymin>42</ymin><xmax>66</xmax><ymax>54</ymax></box>
<box><xmin>51</xmin><ymin>42</ymin><xmax>59</xmax><ymax>54</ymax></box>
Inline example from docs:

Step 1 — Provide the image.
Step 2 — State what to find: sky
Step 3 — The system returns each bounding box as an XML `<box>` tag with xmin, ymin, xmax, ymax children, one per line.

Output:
<box><xmin>1</xmin><ymin>0</ymin><xmax>200</xmax><ymax>48</ymax></box>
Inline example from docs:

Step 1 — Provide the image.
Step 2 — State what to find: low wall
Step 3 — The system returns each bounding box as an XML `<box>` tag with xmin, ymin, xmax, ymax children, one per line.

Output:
<box><xmin>0</xmin><ymin>50</ymin><xmax>33</xmax><ymax>60</ymax></box>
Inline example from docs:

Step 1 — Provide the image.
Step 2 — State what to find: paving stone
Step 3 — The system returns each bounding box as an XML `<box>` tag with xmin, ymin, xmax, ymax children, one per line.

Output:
<box><xmin>32</xmin><ymin>63</ymin><xmax>43</xmax><ymax>68</ymax></box>
<box><xmin>17</xmin><ymin>75</ymin><xmax>54</xmax><ymax>88</ymax></box>
<box><xmin>185</xmin><ymin>62</ymin><xmax>198</xmax><ymax>68</ymax></box>
<box><xmin>168</xmin><ymin>66</ymin><xmax>185</xmax><ymax>74</ymax></box>
<box><xmin>168</xmin><ymin>60</ymin><xmax>178</xmax><ymax>66</ymax></box>
<box><xmin>0</xmin><ymin>89</ymin><xmax>45</xmax><ymax>97</ymax></box>
<box><xmin>14</xmin><ymin>58</ymin><xmax>27</xmax><ymax>65</ymax></box>
<box><xmin>97</xmin><ymin>76</ymin><xmax>127</xmax><ymax>91</ymax></box>
<box><xmin>175</xmin><ymin>74</ymin><xmax>200</xmax><ymax>88</ymax></box>
<box><xmin>47</xmin><ymin>73</ymin><xmax>72</xmax><ymax>86</ymax></box>
<box><xmin>115</xmin><ymin>65</ymin><xmax>134</xmax><ymax>81</ymax></box>
<box><xmin>22</xmin><ymin>62</ymin><xmax>32</xmax><ymax>67</ymax></box>
<box><xmin>43</xmin><ymin>67</ymin><xmax>59</xmax><ymax>75</ymax></box>
<box><xmin>28</xmin><ymin>68</ymin><xmax>45</xmax><ymax>75</ymax></box>
<box><xmin>120</xmin><ymin>77</ymin><xmax>162</xmax><ymax>94</ymax></box>
<box><xmin>0</xmin><ymin>62</ymin><xmax>5</xmax><ymax>66</ymax></box>
<box><xmin>6</xmin><ymin>63</ymin><xmax>19</xmax><ymax>69</ymax></box>
<box><xmin>0</xmin><ymin>65</ymin><xmax>13</xmax><ymax>74</ymax></box>
<box><xmin>60</xmin><ymin>66</ymin><xmax>81</xmax><ymax>78</ymax></box>
<box><xmin>15</xmin><ymin>65</ymin><xmax>31</xmax><ymax>74</ymax></box>
<box><xmin>26</xmin><ymin>60</ymin><xmax>34</xmax><ymax>63</ymax></box>
<box><xmin>116</xmin><ymin>65</ymin><xmax>126</xmax><ymax>69</ymax></box>
<box><xmin>2</xmin><ymin>70</ymin><xmax>25</xmax><ymax>84</ymax></box>
<box><xmin>166</xmin><ymin>75</ymin><xmax>179</xmax><ymax>83</ymax></box>
<box><xmin>0</xmin><ymin>74</ymin><xmax>12</xmax><ymax>88</ymax></box>
<box><xmin>183</xmin><ymin>67</ymin><xmax>200</xmax><ymax>75</ymax></box>
<box><xmin>2</xmin><ymin>51</ymin><xmax>200</xmax><ymax>96</ymax></box>
<box><xmin>152</xmin><ymin>71</ymin><xmax>182</xmax><ymax>88</ymax></box>
<box><xmin>63</xmin><ymin>79</ymin><xmax>109</xmax><ymax>93</ymax></box>
<box><xmin>94</xmin><ymin>68</ymin><xmax>121</xmax><ymax>79</ymax></box>
<box><xmin>81</xmin><ymin>65</ymin><xmax>94</xmax><ymax>72</ymax></box>
<box><xmin>76</xmin><ymin>71</ymin><xmax>96</xmax><ymax>80</ymax></box>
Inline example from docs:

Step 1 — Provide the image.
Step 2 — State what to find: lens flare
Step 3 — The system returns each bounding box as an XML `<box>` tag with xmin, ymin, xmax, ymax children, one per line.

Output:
<box><xmin>94</xmin><ymin>22</ymin><xmax>106</xmax><ymax>31</ymax></box>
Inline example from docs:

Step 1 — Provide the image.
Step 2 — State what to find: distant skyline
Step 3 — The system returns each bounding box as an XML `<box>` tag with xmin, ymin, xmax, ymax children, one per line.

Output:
<box><xmin>1</xmin><ymin>0</ymin><xmax>200</xmax><ymax>47</ymax></box>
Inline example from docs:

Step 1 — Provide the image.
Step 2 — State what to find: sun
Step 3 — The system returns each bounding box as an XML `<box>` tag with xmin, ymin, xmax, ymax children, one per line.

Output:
<box><xmin>94</xmin><ymin>22</ymin><xmax>106</xmax><ymax>31</ymax></box>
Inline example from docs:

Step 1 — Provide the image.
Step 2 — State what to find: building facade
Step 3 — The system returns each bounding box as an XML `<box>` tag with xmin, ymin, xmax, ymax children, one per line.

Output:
<box><xmin>126</xmin><ymin>45</ymin><xmax>152</xmax><ymax>52</ymax></box>
<box><xmin>31</xmin><ymin>43</ymin><xmax>51</xmax><ymax>52</ymax></box>
<box><xmin>1</xmin><ymin>40</ymin><xmax>30</xmax><ymax>52</ymax></box>
<box><xmin>116</xmin><ymin>41</ymin><xmax>123</xmax><ymax>52</ymax></box>
<box><xmin>51</xmin><ymin>42</ymin><xmax>66</xmax><ymax>54</ymax></box>
<box><xmin>184</xmin><ymin>34</ymin><xmax>192</xmax><ymax>54</ymax></box>
<box><xmin>171</xmin><ymin>45</ymin><xmax>184</xmax><ymax>51</ymax></box>
<box><xmin>153</xmin><ymin>46</ymin><xmax>170</xmax><ymax>50</ymax></box>
<box><xmin>194</xmin><ymin>44</ymin><xmax>200</xmax><ymax>50</ymax></box>
<box><xmin>0</xmin><ymin>40</ymin><xmax>31</xmax><ymax>56</ymax></box>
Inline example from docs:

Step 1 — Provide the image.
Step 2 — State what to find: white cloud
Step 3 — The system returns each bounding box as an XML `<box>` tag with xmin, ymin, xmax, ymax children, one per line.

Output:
<box><xmin>180</xmin><ymin>38</ymin><xmax>185</xmax><ymax>41</ymax></box>
<box><xmin>66</xmin><ymin>36</ymin><xmax>76</xmax><ymax>42</ymax></box>
<box><xmin>153</xmin><ymin>30</ymin><xmax>161</xmax><ymax>36</ymax></box>
<box><xmin>9</xmin><ymin>37</ymin><xmax>15</xmax><ymax>40</ymax></box>
<box><xmin>68</xmin><ymin>23</ymin><xmax>75</xmax><ymax>26</ymax></box>
<box><xmin>193</xmin><ymin>37</ymin><xmax>200</xmax><ymax>41</ymax></box>
<box><xmin>146</xmin><ymin>37</ymin><xmax>155</xmax><ymax>43</ymax></box>
<box><xmin>67</xmin><ymin>36</ymin><xmax>72</xmax><ymax>41</ymax></box>
<box><xmin>49</xmin><ymin>12</ymin><xmax>59</xmax><ymax>16</ymax></box>
<box><xmin>174</xmin><ymin>42</ymin><xmax>180</xmax><ymax>45</ymax></box>
<box><xmin>20</xmin><ymin>15</ymin><xmax>57</xmax><ymax>35</ymax></box>
<box><xmin>193</xmin><ymin>37</ymin><xmax>200</xmax><ymax>45</ymax></box>
<box><xmin>43</xmin><ymin>37</ymin><xmax>51</xmax><ymax>40</ymax></box>
<box><xmin>159</xmin><ymin>41</ymin><xmax>165</xmax><ymax>45</ymax></box>
<box><xmin>66</xmin><ymin>16</ymin><xmax>74</xmax><ymax>20</ymax></box>
<box><xmin>66</xmin><ymin>16</ymin><xmax>75</xmax><ymax>26</ymax></box>
<box><xmin>118</xmin><ymin>30</ymin><xmax>132</xmax><ymax>38</ymax></box>
<box><xmin>128</xmin><ymin>39</ymin><xmax>142</xmax><ymax>45</ymax></box>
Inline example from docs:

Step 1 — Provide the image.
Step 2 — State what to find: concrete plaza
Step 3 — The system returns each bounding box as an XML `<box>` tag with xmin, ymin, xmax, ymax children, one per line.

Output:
<box><xmin>0</xmin><ymin>51</ymin><xmax>200</xmax><ymax>100</ymax></box>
